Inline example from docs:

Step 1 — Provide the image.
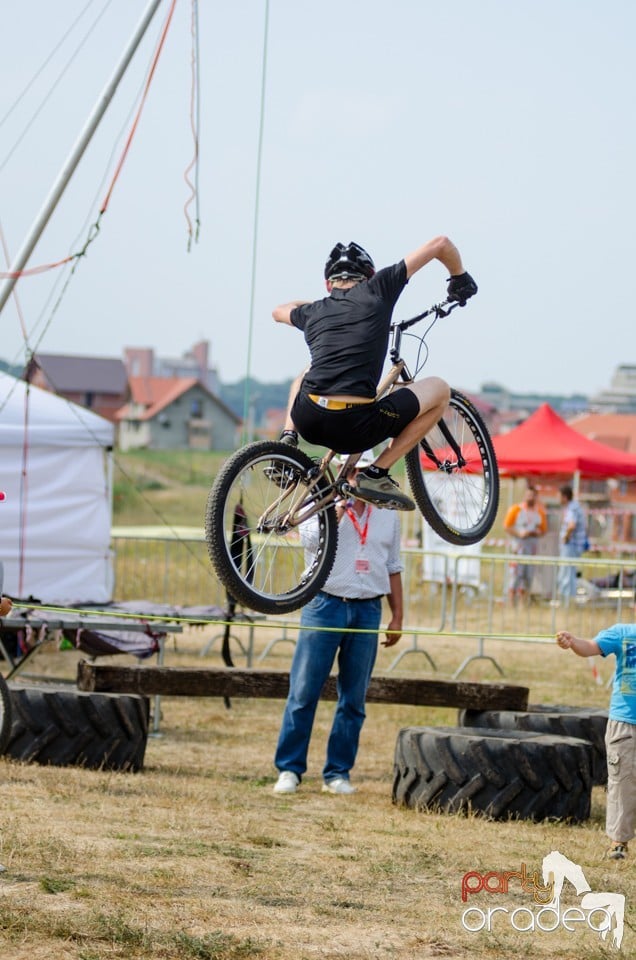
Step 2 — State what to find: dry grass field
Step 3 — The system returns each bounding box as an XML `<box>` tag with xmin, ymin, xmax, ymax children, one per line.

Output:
<box><xmin>0</xmin><ymin>627</ymin><xmax>633</xmax><ymax>960</ymax></box>
<box><xmin>2</xmin><ymin>450</ymin><xmax>632</xmax><ymax>957</ymax></box>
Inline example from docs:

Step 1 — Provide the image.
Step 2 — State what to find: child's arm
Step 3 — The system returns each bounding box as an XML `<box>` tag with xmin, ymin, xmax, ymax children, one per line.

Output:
<box><xmin>556</xmin><ymin>630</ymin><xmax>601</xmax><ymax>658</ymax></box>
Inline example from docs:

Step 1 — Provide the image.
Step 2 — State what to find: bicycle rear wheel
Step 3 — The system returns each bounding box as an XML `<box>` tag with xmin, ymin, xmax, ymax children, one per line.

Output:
<box><xmin>405</xmin><ymin>389</ymin><xmax>499</xmax><ymax>545</ymax></box>
<box><xmin>205</xmin><ymin>441</ymin><xmax>338</xmax><ymax>614</ymax></box>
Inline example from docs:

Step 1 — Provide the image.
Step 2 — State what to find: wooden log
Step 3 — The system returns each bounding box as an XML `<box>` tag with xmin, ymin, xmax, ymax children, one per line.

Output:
<box><xmin>77</xmin><ymin>662</ymin><xmax>529</xmax><ymax>711</ymax></box>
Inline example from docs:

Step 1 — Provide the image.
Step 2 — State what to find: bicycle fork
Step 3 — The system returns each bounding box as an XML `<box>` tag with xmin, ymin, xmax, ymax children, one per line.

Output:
<box><xmin>419</xmin><ymin>417</ymin><xmax>466</xmax><ymax>472</ymax></box>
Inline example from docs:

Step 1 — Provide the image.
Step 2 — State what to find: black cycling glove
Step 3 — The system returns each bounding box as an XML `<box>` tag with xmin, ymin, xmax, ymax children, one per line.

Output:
<box><xmin>447</xmin><ymin>271</ymin><xmax>478</xmax><ymax>306</ymax></box>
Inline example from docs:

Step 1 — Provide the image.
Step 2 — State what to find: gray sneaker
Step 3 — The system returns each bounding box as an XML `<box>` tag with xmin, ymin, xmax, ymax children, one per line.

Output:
<box><xmin>352</xmin><ymin>472</ymin><xmax>415</xmax><ymax>511</ymax></box>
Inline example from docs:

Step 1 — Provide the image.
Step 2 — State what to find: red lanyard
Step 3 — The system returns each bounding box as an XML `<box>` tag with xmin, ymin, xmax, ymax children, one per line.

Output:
<box><xmin>345</xmin><ymin>505</ymin><xmax>371</xmax><ymax>546</ymax></box>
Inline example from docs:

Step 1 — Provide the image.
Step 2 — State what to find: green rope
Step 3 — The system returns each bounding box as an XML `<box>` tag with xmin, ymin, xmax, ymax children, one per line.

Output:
<box><xmin>8</xmin><ymin>601</ymin><xmax>559</xmax><ymax>641</ymax></box>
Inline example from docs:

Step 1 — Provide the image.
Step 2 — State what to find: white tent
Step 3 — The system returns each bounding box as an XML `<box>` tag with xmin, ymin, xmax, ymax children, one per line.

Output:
<box><xmin>0</xmin><ymin>372</ymin><xmax>114</xmax><ymax>603</ymax></box>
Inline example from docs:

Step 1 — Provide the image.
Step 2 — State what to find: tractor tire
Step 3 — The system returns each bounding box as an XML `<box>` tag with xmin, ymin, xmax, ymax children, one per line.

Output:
<box><xmin>393</xmin><ymin>725</ymin><xmax>593</xmax><ymax>822</ymax></box>
<box><xmin>0</xmin><ymin>673</ymin><xmax>11</xmax><ymax>755</ymax></box>
<box><xmin>5</xmin><ymin>681</ymin><xmax>149</xmax><ymax>771</ymax></box>
<box><xmin>457</xmin><ymin>704</ymin><xmax>609</xmax><ymax>786</ymax></box>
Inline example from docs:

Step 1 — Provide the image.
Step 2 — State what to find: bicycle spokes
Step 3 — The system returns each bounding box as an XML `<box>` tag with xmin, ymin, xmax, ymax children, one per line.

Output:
<box><xmin>206</xmin><ymin>442</ymin><xmax>339</xmax><ymax>614</ymax></box>
<box><xmin>405</xmin><ymin>390</ymin><xmax>499</xmax><ymax>545</ymax></box>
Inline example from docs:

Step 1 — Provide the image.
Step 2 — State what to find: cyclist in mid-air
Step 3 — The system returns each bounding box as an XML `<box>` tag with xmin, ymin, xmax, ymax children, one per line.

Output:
<box><xmin>272</xmin><ymin>236</ymin><xmax>477</xmax><ymax>510</ymax></box>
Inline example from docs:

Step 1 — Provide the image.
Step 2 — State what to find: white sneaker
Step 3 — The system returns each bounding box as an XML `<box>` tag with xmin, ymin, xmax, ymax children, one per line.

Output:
<box><xmin>322</xmin><ymin>777</ymin><xmax>356</xmax><ymax>795</ymax></box>
<box><xmin>273</xmin><ymin>771</ymin><xmax>300</xmax><ymax>794</ymax></box>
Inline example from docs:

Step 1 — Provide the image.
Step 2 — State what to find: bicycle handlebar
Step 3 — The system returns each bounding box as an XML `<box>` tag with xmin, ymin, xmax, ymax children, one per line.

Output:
<box><xmin>393</xmin><ymin>298</ymin><xmax>461</xmax><ymax>333</ymax></box>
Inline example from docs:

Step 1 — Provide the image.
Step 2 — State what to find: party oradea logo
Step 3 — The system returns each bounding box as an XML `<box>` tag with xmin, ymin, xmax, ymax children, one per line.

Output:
<box><xmin>461</xmin><ymin>850</ymin><xmax>625</xmax><ymax>949</ymax></box>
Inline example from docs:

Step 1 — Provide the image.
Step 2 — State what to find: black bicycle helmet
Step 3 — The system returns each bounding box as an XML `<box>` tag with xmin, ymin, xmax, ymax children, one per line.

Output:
<box><xmin>324</xmin><ymin>241</ymin><xmax>375</xmax><ymax>281</ymax></box>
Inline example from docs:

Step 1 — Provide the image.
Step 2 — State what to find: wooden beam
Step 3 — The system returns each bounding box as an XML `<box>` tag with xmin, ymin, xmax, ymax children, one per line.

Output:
<box><xmin>77</xmin><ymin>662</ymin><xmax>529</xmax><ymax>711</ymax></box>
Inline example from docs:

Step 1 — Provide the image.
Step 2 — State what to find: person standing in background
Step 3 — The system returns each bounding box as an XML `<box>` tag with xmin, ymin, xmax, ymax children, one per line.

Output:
<box><xmin>504</xmin><ymin>485</ymin><xmax>547</xmax><ymax>603</ymax></box>
<box><xmin>558</xmin><ymin>484</ymin><xmax>588</xmax><ymax>600</ymax></box>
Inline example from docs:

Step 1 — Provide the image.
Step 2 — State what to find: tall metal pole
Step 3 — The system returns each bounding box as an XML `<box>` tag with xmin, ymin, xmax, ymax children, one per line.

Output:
<box><xmin>0</xmin><ymin>0</ymin><xmax>165</xmax><ymax>316</ymax></box>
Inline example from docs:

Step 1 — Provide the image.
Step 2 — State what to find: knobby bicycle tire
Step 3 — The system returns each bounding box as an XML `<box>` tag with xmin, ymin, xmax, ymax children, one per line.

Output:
<box><xmin>205</xmin><ymin>441</ymin><xmax>338</xmax><ymax>614</ymax></box>
<box><xmin>405</xmin><ymin>389</ymin><xmax>499</xmax><ymax>545</ymax></box>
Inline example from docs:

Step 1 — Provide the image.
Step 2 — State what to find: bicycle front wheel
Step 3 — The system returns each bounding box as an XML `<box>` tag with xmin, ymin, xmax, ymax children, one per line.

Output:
<box><xmin>405</xmin><ymin>389</ymin><xmax>499</xmax><ymax>545</ymax></box>
<box><xmin>205</xmin><ymin>441</ymin><xmax>338</xmax><ymax>614</ymax></box>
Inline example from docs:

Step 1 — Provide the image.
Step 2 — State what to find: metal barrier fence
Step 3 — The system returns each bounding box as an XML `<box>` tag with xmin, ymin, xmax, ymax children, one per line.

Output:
<box><xmin>112</xmin><ymin>535</ymin><xmax>222</xmax><ymax>608</ymax></box>
<box><xmin>111</xmin><ymin>535</ymin><xmax>636</xmax><ymax>675</ymax></box>
<box><xmin>398</xmin><ymin>548</ymin><xmax>636</xmax><ymax>676</ymax></box>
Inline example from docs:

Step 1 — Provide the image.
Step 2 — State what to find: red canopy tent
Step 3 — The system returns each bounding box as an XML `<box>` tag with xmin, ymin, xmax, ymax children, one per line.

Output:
<box><xmin>491</xmin><ymin>404</ymin><xmax>636</xmax><ymax>478</ymax></box>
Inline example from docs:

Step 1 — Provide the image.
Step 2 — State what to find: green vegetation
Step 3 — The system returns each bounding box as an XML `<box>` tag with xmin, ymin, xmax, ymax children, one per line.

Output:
<box><xmin>112</xmin><ymin>449</ymin><xmax>230</xmax><ymax>527</ymax></box>
<box><xmin>0</xmin><ymin>358</ymin><xmax>25</xmax><ymax>378</ymax></box>
<box><xmin>0</xmin><ymin>632</ymin><xmax>632</xmax><ymax>960</ymax></box>
<box><xmin>218</xmin><ymin>377</ymin><xmax>292</xmax><ymax>423</ymax></box>
<box><xmin>111</xmin><ymin>447</ymin><xmax>409</xmax><ymax>529</ymax></box>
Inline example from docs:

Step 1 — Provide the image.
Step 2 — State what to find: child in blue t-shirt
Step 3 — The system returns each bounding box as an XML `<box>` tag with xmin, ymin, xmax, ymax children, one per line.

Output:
<box><xmin>556</xmin><ymin>624</ymin><xmax>636</xmax><ymax>861</ymax></box>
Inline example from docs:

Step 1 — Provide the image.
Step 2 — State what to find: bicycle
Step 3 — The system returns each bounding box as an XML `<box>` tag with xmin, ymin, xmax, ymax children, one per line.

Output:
<box><xmin>205</xmin><ymin>299</ymin><xmax>499</xmax><ymax>614</ymax></box>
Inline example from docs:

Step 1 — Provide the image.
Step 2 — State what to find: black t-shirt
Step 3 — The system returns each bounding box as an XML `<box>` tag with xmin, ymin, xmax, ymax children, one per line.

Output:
<box><xmin>290</xmin><ymin>261</ymin><xmax>408</xmax><ymax>397</ymax></box>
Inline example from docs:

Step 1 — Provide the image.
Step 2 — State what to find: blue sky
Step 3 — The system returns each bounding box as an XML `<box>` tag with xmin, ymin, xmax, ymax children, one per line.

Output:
<box><xmin>0</xmin><ymin>1</ymin><xmax>634</xmax><ymax>397</ymax></box>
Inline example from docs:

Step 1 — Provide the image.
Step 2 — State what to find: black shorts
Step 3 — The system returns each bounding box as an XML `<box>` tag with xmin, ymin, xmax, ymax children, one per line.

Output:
<box><xmin>291</xmin><ymin>388</ymin><xmax>420</xmax><ymax>454</ymax></box>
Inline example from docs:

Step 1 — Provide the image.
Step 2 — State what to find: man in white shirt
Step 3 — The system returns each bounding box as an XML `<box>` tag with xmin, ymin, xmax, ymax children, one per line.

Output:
<box><xmin>273</xmin><ymin>451</ymin><xmax>403</xmax><ymax>795</ymax></box>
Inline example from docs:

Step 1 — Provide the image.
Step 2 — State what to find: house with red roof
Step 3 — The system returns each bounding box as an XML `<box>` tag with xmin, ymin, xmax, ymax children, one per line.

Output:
<box><xmin>116</xmin><ymin>376</ymin><xmax>240</xmax><ymax>451</ymax></box>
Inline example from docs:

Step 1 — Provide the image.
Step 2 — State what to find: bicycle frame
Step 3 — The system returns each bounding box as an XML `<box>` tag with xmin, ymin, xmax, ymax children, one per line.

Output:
<box><xmin>257</xmin><ymin>300</ymin><xmax>461</xmax><ymax>533</ymax></box>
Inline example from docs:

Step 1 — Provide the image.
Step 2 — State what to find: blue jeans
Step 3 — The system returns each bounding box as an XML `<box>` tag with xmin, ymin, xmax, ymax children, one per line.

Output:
<box><xmin>274</xmin><ymin>591</ymin><xmax>382</xmax><ymax>782</ymax></box>
<box><xmin>559</xmin><ymin>542</ymin><xmax>582</xmax><ymax>598</ymax></box>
